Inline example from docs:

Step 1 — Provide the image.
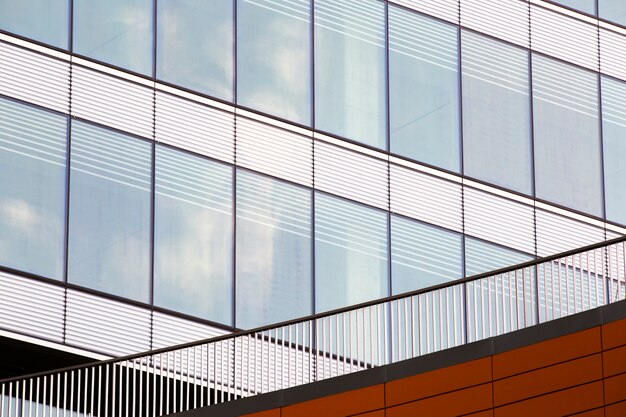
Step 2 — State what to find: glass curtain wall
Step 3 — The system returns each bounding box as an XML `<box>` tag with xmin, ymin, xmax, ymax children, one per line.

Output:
<box><xmin>461</xmin><ymin>31</ymin><xmax>533</xmax><ymax>195</ymax></box>
<box><xmin>156</xmin><ymin>0</ymin><xmax>233</xmax><ymax>100</ymax></box>
<box><xmin>0</xmin><ymin>98</ymin><xmax>67</xmax><ymax>279</ymax></box>
<box><xmin>599</xmin><ymin>0</ymin><xmax>626</xmax><ymax>26</ymax></box>
<box><xmin>0</xmin><ymin>0</ymin><xmax>69</xmax><ymax>49</ymax></box>
<box><xmin>532</xmin><ymin>54</ymin><xmax>603</xmax><ymax>217</ymax></box>
<box><xmin>314</xmin><ymin>0</ymin><xmax>386</xmax><ymax>149</ymax></box>
<box><xmin>389</xmin><ymin>6</ymin><xmax>460</xmax><ymax>171</ymax></box>
<box><xmin>601</xmin><ymin>76</ymin><xmax>626</xmax><ymax>225</ymax></box>
<box><xmin>235</xmin><ymin>170</ymin><xmax>312</xmax><ymax>329</ymax></box>
<box><xmin>315</xmin><ymin>194</ymin><xmax>389</xmax><ymax>312</ymax></box>
<box><xmin>73</xmin><ymin>0</ymin><xmax>154</xmax><ymax>75</ymax></box>
<box><xmin>67</xmin><ymin>121</ymin><xmax>152</xmax><ymax>302</ymax></box>
<box><xmin>153</xmin><ymin>146</ymin><xmax>234</xmax><ymax>324</ymax></box>
<box><xmin>237</xmin><ymin>0</ymin><xmax>311</xmax><ymax>125</ymax></box>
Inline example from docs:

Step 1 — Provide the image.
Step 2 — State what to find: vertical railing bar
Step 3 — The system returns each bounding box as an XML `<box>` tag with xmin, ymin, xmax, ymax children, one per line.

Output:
<box><xmin>63</xmin><ymin>373</ymin><xmax>67</xmax><ymax>417</ymax></box>
<box><xmin>35</xmin><ymin>377</ymin><xmax>40</xmax><ymax>417</ymax></box>
<box><xmin>8</xmin><ymin>381</ymin><xmax>12</xmax><ymax>417</ymax></box>
<box><xmin>607</xmin><ymin>246</ymin><xmax>613</xmax><ymax>305</ymax></box>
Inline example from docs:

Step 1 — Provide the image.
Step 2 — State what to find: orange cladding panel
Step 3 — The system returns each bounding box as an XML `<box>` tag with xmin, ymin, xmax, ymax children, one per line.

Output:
<box><xmin>492</xmin><ymin>328</ymin><xmax>601</xmax><ymax>379</ymax></box>
<box><xmin>606</xmin><ymin>400</ymin><xmax>626</xmax><ymax>417</ymax></box>
<box><xmin>348</xmin><ymin>411</ymin><xmax>385</xmax><ymax>417</ymax></box>
<box><xmin>603</xmin><ymin>345</ymin><xmax>626</xmax><ymax>377</ymax></box>
<box><xmin>604</xmin><ymin>372</ymin><xmax>626</xmax><ymax>404</ymax></box>
<box><xmin>386</xmin><ymin>383</ymin><xmax>493</xmax><ymax>417</ymax></box>
<box><xmin>281</xmin><ymin>385</ymin><xmax>384</xmax><ymax>417</ymax></box>
<box><xmin>385</xmin><ymin>357</ymin><xmax>492</xmax><ymax>406</ymax></box>
<box><xmin>494</xmin><ymin>381</ymin><xmax>604</xmax><ymax>417</ymax></box>
<box><xmin>493</xmin><ymin>353</ymin><xmax>603</xmax><ymax>406</ymax></box>
<box><xmin>602</xmin><ymin>318</ymin><xmax>626</xmax><ymax>350</ymax></box>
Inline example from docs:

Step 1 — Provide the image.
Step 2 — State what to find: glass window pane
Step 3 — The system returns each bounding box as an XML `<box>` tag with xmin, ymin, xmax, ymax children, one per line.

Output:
<box><xmin>154</xmin><ymin>146</ymin><xmax>233</xmax><ymax>324</ymax></box>
<box><xmin>465</xmin><ymin>237</ymin><xmax>533</xmax><ymax>277</ymax></box>
<box><xmin>602</xmin><ymin>76</ymin><xmax>626</xmax><ymax>225</ymax></box>
<box><xmin>68</xmin><ymin>122</ymin><xmax>152</xmax><ymax>302</ymax></box>
<box><xmin>0</xmin><ymin>0</ymin><xmax>69</xmax><ymax>49</ymax></box>
<box><xmin>314</xmin><ymin>0</ymin><xmax>386</xmax><ymax>149</ymax></box>
<box><xmin>156</xmin><ymin>0</ymin><xmax>233</xmax><ymax>101</ymax></box>
<box><xmin>0</xmin><ymin>98</ymin><xmax>67</xmax><ymax>279</ymax></box>
<box><xmin>391</xmin><ymin>216</ymin><xmax>462</xmax><ymax>294</ymax></box>
<box><xmin>389</xmin><ymin>6</ymin><xmax>460</xmax><ymax>171</ymax></box>
<box><xmin>599</xmin><ymin>0</ymin><xmax>626</xmax><ymax>28</ymax></box>
<box><xmin>236</xmin><ymin>171</ymin><xmax>312</xmax><ymax>329</ymax></box>
<box><xmin>315</xmin><ymin>194</ymin><xmax>388</xmax><ymax>312</ymax></box>
<box><xmin>73</xmin><ymin>0</ymin><xmax>153</xmax><ymax>75</ymax></box>
<box><xmin>552</xmin><ymin>0</ymin><xmax>596</xmax><ymax>14</ymax></box>
<box><xmin>237</xmin><ymin>0</ymin><xmax>311</xmax><ymax>125</ymax></box>
<box><xmin>462</xmin><ymin>31</ymin><xmax>532</xmax><ymax>195</ymax></box>
<box><xmin>532</xmin><ymin>55</ymin><xmax>603</xmax><ymax>216</ymax></box>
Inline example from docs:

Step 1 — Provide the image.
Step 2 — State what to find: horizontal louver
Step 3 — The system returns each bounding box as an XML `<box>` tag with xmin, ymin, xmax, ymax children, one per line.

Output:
<box><xmin>536</xmin><ymin>209</ymin><xmax>605</xmax><ymax>256</ymax></box>
<box><xmin>461</xmin><ymin>0</ymin><xmax>529</xmax><ymax>48</ymax></box>
<box><xmin>155</xmin><ymin>91</ymin><xmax>235</xmax><ymax>163</ymax></box>
<box><xmin>0</xmin><ymin>41</ymin><xmax>70</xmax><ymax>113</ymax></box>
<box><xmin>392</xmin><ymin>0</ymin><xmax>459</xmax><ymax>24</ymax></box>
<box><xmin>152</xmin><ymin>312</ymin><xmax>230</xmax><ymax>349</ymax></box>
<box><xmin>600</xmin><ymin>27</ymin><xmax>626</xmax><ymax>81</ymax></box>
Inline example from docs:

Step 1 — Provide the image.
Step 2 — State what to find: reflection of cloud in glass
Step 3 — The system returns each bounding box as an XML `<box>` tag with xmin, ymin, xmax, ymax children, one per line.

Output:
<box><xmin>1</xmin><ymin>198</ymin><xmax>40</xmax><ymax>232</ymax></box>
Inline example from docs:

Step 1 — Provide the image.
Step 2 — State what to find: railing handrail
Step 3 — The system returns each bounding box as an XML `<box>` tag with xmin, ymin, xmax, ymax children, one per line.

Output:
<box><xmin>1</xmin><ymin>233</ymin><xmax>625</xmax><ymax>385</ymax></box>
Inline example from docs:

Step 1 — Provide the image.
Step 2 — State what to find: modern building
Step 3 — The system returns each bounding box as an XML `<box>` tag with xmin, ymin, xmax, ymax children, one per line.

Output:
<box><xmin>0</xmin><ymin>0</ymin><xmax>626</xmax><ymax>412</ymax></box>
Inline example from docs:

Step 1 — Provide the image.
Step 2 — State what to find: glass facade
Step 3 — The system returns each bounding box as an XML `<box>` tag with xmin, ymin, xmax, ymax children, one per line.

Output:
<box><xmin>0</xmin><ymin>0</ymin><xmax>69</xmax><ymax>49</ymax></box>
<box><xmin>156</xmin><ymin>0</ymin><xmax>233</xmax><ymax>100</ymax></box>
<box><xmin>154</xmin><ymin>146</ymin><xmax>233</xmax><ymax>324</ymax></box>
<box><xmin>0</xmin><ymin>98</ymin><xmax>67</xmax><ymax>279</ymax></box>
<box><xmin>73</xmin><ymin>0</ymin><xmax>153</xmax><ymax>75</ymax></box>
<box><xmin>599</xmin><ymin>0</ymin><xmax>626</xmax><ymax>26</ymax></box>
<box><xmin>389</xmin><ymin>6</ymin><xmax>460</xmax><ymax>171</ymax></box>
<box><xmin>67</xmin><ymin>121</ymin><xmax>152</xmax><ymax>302</ymax></box>
<box><xmin>462</xmin><ymin>31</ymin><xmax>532</xmax><ymax>195</ymax></box>
<box><xmin>315</xmin><ymin>194</ymin><xmax>388</xmax><ymax>312</ymax></box>
<box><xmin>314</xmin><ymin>0</ymin><xmax>386</xmax><ymax>148</ymax></box>
<box><xmin>237</xmin><ymin>0</ymin><xmax>311</xmax><ymax>125</ymax></box>
<box><xmin>236</xmin><ymin>171</ymin><xmax>312</xmax><ymax>329</ymax></box>
<box><xmin>0</xmin><ymin>0</ymin><xmax>625</xmax><ymax>342</ymax></box>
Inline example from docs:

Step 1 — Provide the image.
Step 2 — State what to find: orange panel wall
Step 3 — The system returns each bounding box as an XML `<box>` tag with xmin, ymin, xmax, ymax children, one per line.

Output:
<box><xmin>242</xmin><ymin>316</ymin><xmax>626</xmax><ymax>417</ymax></box>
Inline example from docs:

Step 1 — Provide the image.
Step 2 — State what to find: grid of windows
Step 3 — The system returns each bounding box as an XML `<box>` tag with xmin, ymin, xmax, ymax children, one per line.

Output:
<box><xmin>2</xmin><ymin>0</ymin><xmax>624</xmax><ymax>220</ymax></box>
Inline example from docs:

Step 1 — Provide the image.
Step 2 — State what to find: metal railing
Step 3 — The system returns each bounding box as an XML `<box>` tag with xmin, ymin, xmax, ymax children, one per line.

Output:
<box><xmin>1</xmin><ymin>236</ymin><xmax>626</xmax><ymax>416</ymax></box>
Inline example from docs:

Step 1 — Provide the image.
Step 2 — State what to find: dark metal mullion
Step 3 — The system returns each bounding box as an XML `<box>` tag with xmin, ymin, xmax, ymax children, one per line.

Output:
<box><xmin>456</xmin><ymin>2</ymin><xmax>469</xmax><ymax>344</ymax></box>
<box><xmin>310</xmin><ymin>0</ymin><xmax>318</xmax><ymax>382</ymax></box>
<box><xmin>68</xmin><ymin>0</ymin><xmax>74</xmax><ymax>52</ymax></box>
<box><xmin>152</xmin><ymin>0</ymin><xmax>158</xmax><ymax>79</ymax></box>
<box><xmin>527</xmin><ymin>1</ymin><xmax>541</xmax><ymax>324</ymax></box>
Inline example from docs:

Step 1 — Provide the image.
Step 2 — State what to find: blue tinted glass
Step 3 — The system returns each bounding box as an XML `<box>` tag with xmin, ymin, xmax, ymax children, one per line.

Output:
<box><xmin>73</xmin><ymin>0</ymin><xmax>153</xmax><ymax>75</ymax></box>
<box><xmin>314</xmin><ymin>0</ymin><xmax>386</xmax><ymax>149</ymax></box>
<box><xmin>315</xmin><ymin>194</ymin><xmax>389</xmax><ymax>312</ymax></box>
<box><xmin>391</xmin><ymin>216</ymin><xmax>462</xmax><ymax>294</ymax></box>
<box><xmin>0</xmin><ymin>0</ymin><xmax>69</xmax><ymax>48</ymax></box>
<box><xmin>157</xmin><ymin>0</ymin><xmax>233</xmax><ymax>100</ymax></box>
<box><xmin>602</xmin><ymin>77</ymin><xmax>626</xmax><ymax>225</ymax></box>
<box><xmin>68</xmin><ymin>122</ymin><xmax>152</xmax><ymax>302</ymax></box>
<box><xmin>389</xmin><ymin>6</ymin><xmax>460</xmax><ymax>171</ymax></box>
<box><xmin>236</xmin><ymin>171</ymin><xmax>312</xmax><ymax>329</ymax></box>
<box><xmin>154</xmin><ymin>146</ymin><xmax>233</xmax><ymax>324</ymax></box>
<box><xmin>0</xmin><ymin>98</ymin><xmax>67</xmax><ymax>279</ymax></box>
<box><xmin>465</xmin><ymin>238</ymin><xmax>533</xmax><ymax>276</ymax></box>
<box><xmin>552</xmin><ymin>0</ymin><xmax>595</xmax><ymax>14</ymax></box>
<box><xmin>462</xmin><ymin>31</ymin><xmax>533</xmax><ymax>195</ymax></box>
<box><xmin>532</xmin><ymin>55</ymin><xmax>603</xmax><ymax>217</ymax></box>
<box><xmin>599</xmin><ymin>0</ymin><xmax>626</xmax><ymax>26</ymax></box>
<box><xmin>238</xmin><ymin>0</ymin><xmax>311</xmax><ymax>125</ymax></box>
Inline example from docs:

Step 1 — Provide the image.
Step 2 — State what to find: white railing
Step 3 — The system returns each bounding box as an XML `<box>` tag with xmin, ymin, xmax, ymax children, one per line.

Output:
<box><xmin>1</xmin><ymin>237</ymin><xmax>625</xmax><ymax>417</ymax></box>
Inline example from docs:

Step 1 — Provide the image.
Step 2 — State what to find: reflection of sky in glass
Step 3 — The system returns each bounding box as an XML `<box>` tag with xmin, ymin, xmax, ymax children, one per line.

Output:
<box><xmin>462</xmin><ymin>31</ymin><xmax>532</xmax><ymax>195</ymax></box>
<box><xmin>68</xmin><ymin>121</ymin><xmax>152</xmax><ymax>302</ymax></box>
<box><xmin>236</xmin><ymin>170</ymin><xmax>312</xmax><ymax>329</ymax></box>
<box><xmin>391</xmin><ymin>215</ymin><xmax>462</xmax><ymax>295</ymax></box>
<box><xmin>602</xmin><ymin>76</ymin><xmax>626</xmax><ymax>225</ymax></box>
<box><xmin>157</xmin><ymin>0</ymin><xmax>233</xmax><ymax>100</ymax></box>
<box><xmin>314</xmin><ymin>0</ymin><xmax>386</xmax><ymax>149</ymax></box>
<box><xmin>73</xmin><ymin>0</ymin><xmax>153</xmax><ymax>75</ymax></box>
<box><xmin>0</xmin><ymin>0</ymin><xmax>69</xmax><ymax>49</ymax></box>
<box><xmin>315</xmin><ymin>193</ymin><xmax>388</xmax><ymax>312</ymax></box>
<box><xmin>465</xmin><ymin>237</ymin><xmax>533</xmax><ymax>277</ymax></box>
<box><xmin>0</xmin><ymin>98</ymin><xmax>67</xmax><ymax>279</ymax></box>
<box><xmin>599</xmin><ymin>0</ymin><xmax>626</xmax><ymax>26</ymax></box>
<box><xmin>532</xmin><ymin>55</ymin><xmax>603</xmax><ymax>217</ymax></box>
<box><xmin>237</xmin><ymin>0</ymin><xmax>311</xmax><ymax>125</ymax></box>
<box><xmin>389</xmin><ymin>6</ymin><xmax>460</xmax><ymax>172</ymax></box>
<box><xmin>154</xmin><ymin>146</ymin><xmax>234</xmax><ymax>325</ymax></box>
<box><xmin>552</xmin><ymin>0</ymin><xmax>595</xmax><ymax>14</ymax></box>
